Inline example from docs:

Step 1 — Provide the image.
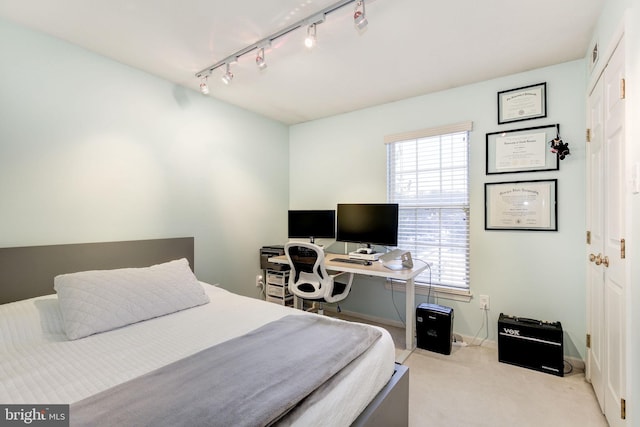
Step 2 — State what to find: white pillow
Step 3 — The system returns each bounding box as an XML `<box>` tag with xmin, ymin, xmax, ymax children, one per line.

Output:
<box><xmin>54</xmin><ymin>258</ymin><xmax>209</xmax><ymax>340</ymax></box>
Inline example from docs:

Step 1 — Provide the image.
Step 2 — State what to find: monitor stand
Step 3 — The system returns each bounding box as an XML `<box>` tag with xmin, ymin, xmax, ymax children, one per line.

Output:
<box><xmin>307</xmin><ymin>238</ymin><xmax>324</xmax><ymax>248</ymax></box>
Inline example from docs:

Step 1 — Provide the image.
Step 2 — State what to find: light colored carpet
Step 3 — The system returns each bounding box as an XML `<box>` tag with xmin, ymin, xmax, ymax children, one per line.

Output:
<box><xmin>333</xmin><ymin>312</ymin><xmax>608</xmax><ymax>427</ymax></box>
<box><xmin>406</xmin><ymin>345</ymin><xmax>607</xmax><ymax>427</ymax></box>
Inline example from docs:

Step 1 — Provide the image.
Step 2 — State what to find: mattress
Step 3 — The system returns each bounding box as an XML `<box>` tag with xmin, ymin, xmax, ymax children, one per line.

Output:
<box><xmin>0</xmin><ymin>283</ymin><xmax>395</xmax><ymax>426</ymax></box>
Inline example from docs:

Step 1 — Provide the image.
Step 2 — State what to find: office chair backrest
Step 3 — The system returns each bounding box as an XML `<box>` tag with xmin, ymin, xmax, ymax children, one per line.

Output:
<box><xmin>284</xmin><ymin>242</ymin><xmax>331</xmax><ymax>300</ymax></box>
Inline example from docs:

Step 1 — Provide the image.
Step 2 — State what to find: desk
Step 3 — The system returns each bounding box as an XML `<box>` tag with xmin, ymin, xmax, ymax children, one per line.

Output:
<box><xmin>269</xmin><ymin>253</ymin><xmax>427</xmax><ymax>363</ymax></box>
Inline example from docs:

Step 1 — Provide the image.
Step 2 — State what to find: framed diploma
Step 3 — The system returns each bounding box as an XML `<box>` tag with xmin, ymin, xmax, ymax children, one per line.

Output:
<box><xmin>497</xmin><ymin>82</ymin><xmax>547</xmax><ymax>124</ymax></box>
<box><xmin>484</xmin><ymin>179</ymin><xmax>557</xmax><ymax>231</ymax></box>
<box><xmin>486</xmin><ymin>124</ymin><xmax>559</xmax><ymax>174</ymax></box>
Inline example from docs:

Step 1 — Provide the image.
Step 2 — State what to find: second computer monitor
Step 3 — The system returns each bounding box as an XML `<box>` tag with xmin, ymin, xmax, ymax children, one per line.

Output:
<box><xmin>336</xmin><ymin>203</ymin><xmax>399</xmax><ymax>248</ymax></box>
<box><xmin>288</xmin><ymin>210</ymin><xmax>336</xmax><ymax>243</ymax></box>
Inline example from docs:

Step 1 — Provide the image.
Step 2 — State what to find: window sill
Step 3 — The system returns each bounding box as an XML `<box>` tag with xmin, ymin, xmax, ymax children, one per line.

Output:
<box><xmin>384</xmin><ymin>280</ymin><xmax>472</xmax><ymax>303</ymax></box>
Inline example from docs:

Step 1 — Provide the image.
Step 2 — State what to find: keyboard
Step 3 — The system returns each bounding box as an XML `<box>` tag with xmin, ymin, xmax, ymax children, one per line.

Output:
<box><xmin>331</xmin><ymin>257</ymin><xmax>371</xmax><ymax>266</ymax></box>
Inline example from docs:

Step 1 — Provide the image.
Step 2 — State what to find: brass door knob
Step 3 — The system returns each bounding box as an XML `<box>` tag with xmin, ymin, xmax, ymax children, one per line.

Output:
<box><xmin>589</xmin><ymin>253</ymin><xmax>603</xmax><ymax>265</ymax></box>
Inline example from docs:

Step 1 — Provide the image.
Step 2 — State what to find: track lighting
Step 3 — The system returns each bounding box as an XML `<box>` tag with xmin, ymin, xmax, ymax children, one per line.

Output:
<box><xmin>194</xmin><ymin>0</ymin><xmax>371</xmax><ymax>89</ymax></box>
<box><xmin>304</xmin><ymin>23</ymin><xmax>317</xmax><ymax>48</ymax></box>
<box><xmin>199</xmin><ymin>75</ymin><xmax>209</xmax><ymax>94</ymax></box>
<box><xmin>354</xmin><ymin>0</ymin><xmax>368</xmax><ymax>30</ymax></box>
<box><xmin>221</xmin><ymin>63</ymin><xmax>233</xmax><ymax>84</ymax></box>
<box><xmin>255</xmin><ymin>47</ymin><xmax>267</xmax><ymax>70</ymax></box>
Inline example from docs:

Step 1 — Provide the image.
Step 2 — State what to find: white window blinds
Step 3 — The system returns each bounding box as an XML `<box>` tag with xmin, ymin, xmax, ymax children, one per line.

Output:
<box><xmin>386</xmin><ymin>122</ymin><xmax>471</xmax><ymax>290</ymax></box>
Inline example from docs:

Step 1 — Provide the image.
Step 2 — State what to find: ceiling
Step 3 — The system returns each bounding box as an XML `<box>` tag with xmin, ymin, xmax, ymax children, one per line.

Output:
<box><xmin>0</xmin><ymin>0</ymin><xmax>604</xmax><ymax>125</ymax></box>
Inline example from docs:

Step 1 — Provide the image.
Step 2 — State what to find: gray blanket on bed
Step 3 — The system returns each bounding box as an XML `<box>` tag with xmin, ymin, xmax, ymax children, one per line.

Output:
<box><xmin>70</xmin><ymin>314</ymin><xmax>381</xmax><ymax>427</ymax></box>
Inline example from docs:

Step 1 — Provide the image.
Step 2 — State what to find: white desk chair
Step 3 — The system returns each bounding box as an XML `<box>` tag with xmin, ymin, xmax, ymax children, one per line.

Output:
<box><xmin>284</xmin><ymin>242</ymin><xmax>354</xmax><ymax>315</ymax></box>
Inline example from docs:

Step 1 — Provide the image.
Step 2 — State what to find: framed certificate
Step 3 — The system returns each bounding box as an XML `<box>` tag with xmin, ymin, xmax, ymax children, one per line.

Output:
<box><xmin>486</xmin><ymin>124</ymin><xmax>559</xmax><ymax>174</ymax></box>
<box><xmin>484</xmin><ymin>179</ymin><xmax>557</xmax><ymax>231</ymax></box>
<box><xmin>497</xmin><ymin>82</ymin><xmax>547</xmax><ymax>124</ymax></box>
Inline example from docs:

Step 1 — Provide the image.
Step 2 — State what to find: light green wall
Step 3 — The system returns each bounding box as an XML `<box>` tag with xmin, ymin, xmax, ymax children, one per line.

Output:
<box><xmin>3</xmin><ymin>1</ymin><xmax>637</xmax><ymax>371</ymax></box>
<box><xmin>0</xmin><ymin>17</ymin><xmax>289</xmax><ymax>297</ymax></box>
<box><xmin>290</xmin><ymin>60</ymin><xmax>588</xmax><ymax>358</ymax></box>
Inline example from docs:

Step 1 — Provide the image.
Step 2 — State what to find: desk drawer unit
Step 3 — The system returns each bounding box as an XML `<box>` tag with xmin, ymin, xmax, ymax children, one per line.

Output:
<box><xmin>267</xmin><ymin>283</ymin><xmax>291</xmax><ymax>298</ymax></box>
<box><xmin>264</xmin><ymin>270</ymin><xmax>292</xmax><ymax>306</ymax></box>
<box><xmin>266</xmin><ymin>271</ymin><xmax>288</xmax><ymax>286</ymax></box>
<box><xmin>498</xmin><ymin>313</ymin><xmax>563</xmax><ymax>377</ymax></box>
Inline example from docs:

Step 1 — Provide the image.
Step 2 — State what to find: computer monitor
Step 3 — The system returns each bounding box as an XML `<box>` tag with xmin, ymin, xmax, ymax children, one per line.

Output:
<box><xmin>287</xmin><ymin>210</ymin><xmax>336</xmax><ymax>243</ymax></box>
<box><xmin>336</xmin><ymin>203</ymin><xmax>399</xmax><ymax>248</ymax></box>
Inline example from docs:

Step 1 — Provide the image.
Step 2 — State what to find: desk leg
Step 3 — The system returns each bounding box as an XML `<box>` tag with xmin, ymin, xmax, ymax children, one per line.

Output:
<box><xmin>395</xmin><ymin>277</ymin><xmax>416</xmax><ymax>364</ymax></box>
<box><xmin>405</xmin><ymin>277</ymin><xmax>415</xmax><ymax>351</ymax></box>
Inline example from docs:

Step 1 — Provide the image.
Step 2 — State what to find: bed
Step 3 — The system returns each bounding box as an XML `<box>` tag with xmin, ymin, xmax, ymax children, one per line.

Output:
<box><xmin>0</xmin><ymin>238</ymin><xmax>408</xmax><ymax>426</ymax></box>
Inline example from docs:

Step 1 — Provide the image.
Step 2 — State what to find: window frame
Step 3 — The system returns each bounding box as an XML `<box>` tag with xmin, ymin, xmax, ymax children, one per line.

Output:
<box><xmin>385</xmin><ymin>121</ymin><xmax>472</xmax><ymax>300</ymax></box>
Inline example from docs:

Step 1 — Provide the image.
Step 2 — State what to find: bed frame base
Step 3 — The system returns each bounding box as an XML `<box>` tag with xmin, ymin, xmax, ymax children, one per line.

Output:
<box><xmin>0</xmin><ymin>237</ymin><xmax>408</xmax><ymax>425</ymax></box>
<box><xmin>352</xmin><ymin>363</ymin><xmax>409</xmax><ymax>427</ymax></box>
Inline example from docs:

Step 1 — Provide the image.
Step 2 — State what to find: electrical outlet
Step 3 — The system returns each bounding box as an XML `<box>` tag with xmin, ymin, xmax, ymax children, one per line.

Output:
<box><xmin>255</xmin><ymin>274</ymin><xmax>263</xmax><ymax>288</ymax></box>
<box><xmin>479</xmin><ymin>294</ymin><xmax>490</xmax><ymax>310</ymax></box>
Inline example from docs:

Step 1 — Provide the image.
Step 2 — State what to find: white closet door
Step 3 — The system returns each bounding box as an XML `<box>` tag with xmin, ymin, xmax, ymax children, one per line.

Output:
<box><xmin>586</xmin><ymin>36</ymin><xmax>627</xmax><ymax>427</ymax></box>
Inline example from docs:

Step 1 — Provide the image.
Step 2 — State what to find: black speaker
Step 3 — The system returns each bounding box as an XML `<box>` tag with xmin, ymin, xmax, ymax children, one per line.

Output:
<box><xmin>498</xmin><ymin>313</ymin><xmax>564</xmax><ymax>377</ymax></box>
<box><xmin>416</xmin><ymin>303</ymin><xmax>453</xmax><ymax>355</ymax></box>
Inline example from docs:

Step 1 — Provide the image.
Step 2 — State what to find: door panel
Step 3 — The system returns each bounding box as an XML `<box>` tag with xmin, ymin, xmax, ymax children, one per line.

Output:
<box><xmin>586</xmin><ymin>74</ymin><xmax>604</xmax><ymax>410</ymax></box>
<box><xmin>602</xmin><ymin>36</ymin><xmax>626</xmax><ymax>427</ymax></box>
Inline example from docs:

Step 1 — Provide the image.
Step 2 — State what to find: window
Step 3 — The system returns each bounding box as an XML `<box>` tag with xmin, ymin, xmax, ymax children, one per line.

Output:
<box><xmin>386</xmin><ymin>121</ymin><xmax>471</xmax><ymax>292</ymax></box>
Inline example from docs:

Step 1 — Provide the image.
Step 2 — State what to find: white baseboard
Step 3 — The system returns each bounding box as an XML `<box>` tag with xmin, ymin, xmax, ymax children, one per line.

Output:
<box><xmin>453</xmin><ymin>332</ymin><xmax>497</xmax><ymax>349</ymax></box>
<box><xmin>337</xmin><ymin>308</ymin><xmax>406</xmax><ymax>329</ymax></box>
<box><xmin>337</xmin><ymin>311</ymin><xmax>498</xmax><ymax>349</ymax></box>
<box><xmin>564</xmin><ymin>356</ymin><xmax>586</xmax><ymax>372</ymax></box>
<box><xmin>333</xmin><ymin>308</ymin><xmax>586</xmax><ymax>372</ymax></box>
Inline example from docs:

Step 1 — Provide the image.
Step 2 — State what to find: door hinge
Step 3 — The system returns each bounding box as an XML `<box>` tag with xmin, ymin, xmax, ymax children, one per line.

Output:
<box><xmin>621</xmin><ymin>398</ymin><xmax>626</xmax><ymax>419</ymax></box>
<box><xmin>620</xmin><ymin>78</ymin><xmax>626</xmax><ymax>100</ymax></box>
<box><xmin>586</xmin><ymin>334</ymin><xmax>591</xmax><ymax>349</ymax></box>
<box><xmin>586</xmin><ymin>231</ymin><xmax>591</xmax><ymax>245</ymax></box>
<box><xmin>586</xmin><ymin>128</ymin><xmax>592</xmax><ymax>142</ymax></box>
<box><xmin>621</xmin><ymin>238</ymin><xmax>626</xmax><ymax>259</ymax></box>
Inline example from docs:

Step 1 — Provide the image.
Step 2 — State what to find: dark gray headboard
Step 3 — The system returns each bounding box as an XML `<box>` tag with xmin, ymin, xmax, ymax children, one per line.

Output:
<box><xmin>0</xmin><ymin>237</ymin><xmax>194</xmax><ymax>305</ymax></box>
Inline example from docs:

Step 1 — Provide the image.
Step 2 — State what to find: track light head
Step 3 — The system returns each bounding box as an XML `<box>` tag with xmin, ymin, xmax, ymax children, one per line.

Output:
<box><xmin>199</xmin><ymin>75</ymin><xmax>209</xmax><ymax>94</ymax></box>
<box><xmin>221</xmin><ymin>63</ymin><xmax>233</xmax><ymax>84</ymax></box>
<box><xmin>354</xmin><ymin>0</ymin><xmax>368</xmax><ymax>30</ymax></box>
<box><xmin>304</xmin><ymin>23</ymin><xmax>317</xmax><ymax>48</ymax></box>
<box><xmin>255</xmin><ymin>47</ymin><xmax>267</xmax><ymax>70</ymax></box>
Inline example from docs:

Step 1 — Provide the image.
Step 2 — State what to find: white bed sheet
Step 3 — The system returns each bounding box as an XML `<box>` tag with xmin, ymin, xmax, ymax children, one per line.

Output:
<box><xmin>0</xmin><ymin>283</ymin><xmax>395</xmax><ymax>426</ymax></box>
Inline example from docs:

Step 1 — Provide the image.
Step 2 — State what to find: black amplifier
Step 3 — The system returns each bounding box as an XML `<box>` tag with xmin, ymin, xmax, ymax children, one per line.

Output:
<box><xmin>498</xmin><ymin>313</ymin><xmax>563</xmax><ymax>377</ymax></box>
<box><xmin>416</xmin><ymin>303</ymin><xmax>453</xmax><ymax>355</ymax></box>
<box><xmin>260</xmin><ymin>245</ymin><xmax>290</xmax><ymax>271</ymax></box>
